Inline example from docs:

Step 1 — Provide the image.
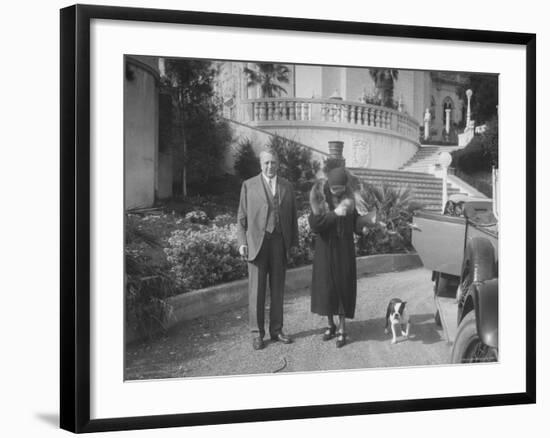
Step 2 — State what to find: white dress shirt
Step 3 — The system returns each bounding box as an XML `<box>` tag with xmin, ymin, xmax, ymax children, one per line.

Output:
<box><xmin>262</xmin><ymin>174</ymin><xmax>277</xmax><ymax>196</ymax></box>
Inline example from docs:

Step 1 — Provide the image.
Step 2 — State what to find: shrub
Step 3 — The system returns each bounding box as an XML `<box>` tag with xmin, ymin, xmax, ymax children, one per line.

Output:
<box><xmin>212</xmin><ymin>213</ymin><xmax>234</xmax><ymax>227</ymax></box>
<box><xmin>288</xmin><ymin>212</ymin><xmax>315</xmax><ymax>267</ymax></box>
<box><xmin>164</xmin><ymin>211</ymin><xmax>317</xmax><ymax>289</ymax></box>
<box><xmin>266</xmin><ymin>136</ymin><xmax>320</xmax><ymax>191</ymax></box>
<box><xmin>157</xmin><ymin>184</ymin><xmax>423</xmax><ymax>295</ymax></box>
<box><xmin>452</xmin><ymin>169</ymin><xmax>493</xmax><ymax>198</ymax></box>
<box><xmin>184</xmin><ymin>209</ymin><xmax>209</xmax><ymax>224</ymax></box>
<box><xmin>355</xmin><ymin>184</ymin><xmax>422</xmax><ymax>255</ymax></box>
<box><xmin>452</xmin><ymin>115</ymin><xmax>498</xmax><ymax>173</ymax></box>
<box><xmin>125</xmin><ymin>216</ymin><xmax>177</xmax><ymax>340</ymax></box>
<box><xmin>234</xmin><ymin>138</ymin><xmax>261</xmax><ymax>181</ymax></box>
<box><xmin>187</xmin><ymin>173</ymin><xmax>242</xmax><ymax>197</ymax></box>
<box><xmin>165</xmin><ymin>224</ymin><xmax>247</xmax><ymax>292</ymax></box>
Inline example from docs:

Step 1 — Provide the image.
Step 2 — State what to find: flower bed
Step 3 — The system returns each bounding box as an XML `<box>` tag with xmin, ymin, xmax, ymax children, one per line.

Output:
<box><xmin>127</xmin><ymin>182</ymin><xmax>417</xmax><ymax>300</ymax></box>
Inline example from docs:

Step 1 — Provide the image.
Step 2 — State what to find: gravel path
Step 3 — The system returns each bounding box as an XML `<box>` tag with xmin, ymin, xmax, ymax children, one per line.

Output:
<box><xmin>125</xmin><ymin>267</ymin><xmax>451</xmax><ymax>380</ymax></box>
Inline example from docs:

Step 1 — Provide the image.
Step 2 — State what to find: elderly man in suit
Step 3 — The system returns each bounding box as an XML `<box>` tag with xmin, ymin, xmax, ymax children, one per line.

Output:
<box><xmin>237</xmin><ymin>150</ymin><xmax>299</xmax><ymax>350</ymax></box>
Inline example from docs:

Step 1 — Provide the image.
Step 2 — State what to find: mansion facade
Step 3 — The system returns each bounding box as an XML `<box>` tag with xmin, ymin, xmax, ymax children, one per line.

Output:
<box><xmin>124</xmin><ymin>55</ymin><xmax>482</xmax><ymax>209</ymax></box>
<box><xmin>215</xmin><ymin>62</ymin><xmax>470</xmax><ymax>170</ymax></box>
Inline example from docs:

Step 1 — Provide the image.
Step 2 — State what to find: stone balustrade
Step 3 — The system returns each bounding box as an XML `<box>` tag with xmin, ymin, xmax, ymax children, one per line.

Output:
<box><xmin>243</xmin><ymin>97</ymin><xmax>419</xmax><ymax>143</ymax></box>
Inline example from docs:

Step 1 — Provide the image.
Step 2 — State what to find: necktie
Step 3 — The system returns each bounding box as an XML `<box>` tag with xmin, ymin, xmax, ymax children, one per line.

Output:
<box><xmin>270</xmin><ymin>178</ymin><xmax>275</xmax><ymax>196</ymax></box>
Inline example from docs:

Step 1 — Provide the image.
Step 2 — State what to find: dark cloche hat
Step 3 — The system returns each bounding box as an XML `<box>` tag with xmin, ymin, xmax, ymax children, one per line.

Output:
<box><xmin>327</xmin><ymin>167</ymin><xmax>348</xmax><ymax>187</ymax></box>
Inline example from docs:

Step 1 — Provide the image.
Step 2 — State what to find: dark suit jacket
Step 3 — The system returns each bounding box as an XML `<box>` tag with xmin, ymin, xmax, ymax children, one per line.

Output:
<box><xmin>237</xmin><ymin>174</ymin><xmax>299</xmax><ymax>262</ymax></box>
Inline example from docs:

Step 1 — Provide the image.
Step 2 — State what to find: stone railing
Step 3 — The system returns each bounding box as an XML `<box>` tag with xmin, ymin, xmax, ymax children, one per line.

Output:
<box><xmin>242</xmin><ymin>97</ymin><xmax>420</xmax><ymax>143</ymax></box>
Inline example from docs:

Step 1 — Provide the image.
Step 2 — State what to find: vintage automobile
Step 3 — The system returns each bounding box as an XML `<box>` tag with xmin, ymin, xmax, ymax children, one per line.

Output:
<box><xmin>412</xmin><ymin>194</ymin><xmax>498</xmax><ymax>363</ymax></box>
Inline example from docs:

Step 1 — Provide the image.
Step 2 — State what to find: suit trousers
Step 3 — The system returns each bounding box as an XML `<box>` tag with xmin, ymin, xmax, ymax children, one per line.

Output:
<box><xmin>248</xmin><ymin>231</ymin><xmax>286</xmax><ymax>338</ymax></box>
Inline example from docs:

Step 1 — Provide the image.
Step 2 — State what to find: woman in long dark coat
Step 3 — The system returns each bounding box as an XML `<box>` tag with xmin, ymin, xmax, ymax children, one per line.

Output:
<box><xmin>308</xmin><ymin>167</ymin><xmax>370</xmax><ymax>348</ymax></box>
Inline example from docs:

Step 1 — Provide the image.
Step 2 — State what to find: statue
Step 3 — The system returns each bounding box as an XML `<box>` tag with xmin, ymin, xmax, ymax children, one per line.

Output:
<box><xmin>423</xmin><ymin>108</ymin><xmax>431</xmax><ymax>141</ymax></box>
<box><xmin>424</xmin><ymin>108</ymin><xmax>431</xmax><ymax>122</ymax></box>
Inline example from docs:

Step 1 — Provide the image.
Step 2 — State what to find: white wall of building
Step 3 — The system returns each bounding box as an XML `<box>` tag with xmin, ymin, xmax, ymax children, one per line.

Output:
<box><xmin>265</xmin><ymin>125</ymin><xmax>417</xmax><ymax>169</ymax></box>
<box><xmin>295</xmin><ymin>65</ymin><xmax>322</xmax><ymax>98</ymax></box>
<box><xmin>124</xmin><ymin>57</ymin><xmax>159</xmax><ymax>209</ymax></box>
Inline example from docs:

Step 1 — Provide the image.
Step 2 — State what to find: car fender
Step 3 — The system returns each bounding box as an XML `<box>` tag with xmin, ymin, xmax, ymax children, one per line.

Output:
<box><xmin>470</xmin><ymin>279</ymin><xmax>499</xmax><ymax>348</ymax></box>
<box><xmin>457</xmin><ymin>237</ymin><xmax>496</xmax><ymax>321</ymax></box>
<box><xmin>464</xmin><ymin>237</ymin><xmax>496</xmax><ymax>283</ymax></box>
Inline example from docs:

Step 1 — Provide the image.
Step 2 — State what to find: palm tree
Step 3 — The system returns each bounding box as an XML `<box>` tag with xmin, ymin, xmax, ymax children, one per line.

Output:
<box><xmin>243</xmin><ymin>63</ymin><xmax>290</xmax><ymax>98</ymax></box>
<box><xmin>368</xmin><ymin>68</ymin><xmax>399</xmax><ymax>108</ymax></box>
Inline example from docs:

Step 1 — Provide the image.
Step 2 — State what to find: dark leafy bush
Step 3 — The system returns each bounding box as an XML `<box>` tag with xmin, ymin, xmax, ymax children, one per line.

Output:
<box><xmin>266</xmin><ymin>136</ymin><xmax>320</xmax><ymax>192</ymax></box>
<box><xmin>355</xmin><ymin>183</ymin><xmax>423</xmax><ymax>255</ymax></box>
<box><xmin>165</xmin><ymin>224</ymin><xmax>247</xmax><ymax>292</ymax></box>
<box><xmin>234</xmin><ymin>138</ymin><xmax>261</xmax><ymax>181</ymax></box>
<box><xmin>187</xmin><ymin>174</ymin><xmax>242</xmax><ymax>197</ymax></box>
<box><xmin>184</xmin><ymin>209</ymin><xmax>209</xmax><ymax>224</ymax></box>
<box><xmin>125</xmin><ymin>216</ymin><xmax>177</xmax><ymax>340</ymax></box>
<box><xmin>130</xmin><ymin>183</ymin><xmax>423</xmax><ymax>300</ymax></box>
<box><xmin>452</xmin><ymin>116</ymin><xmax>498</xmax><ymax>173</ymax></box>
<box><xmin>452</xmin><ymin>169</ymin><xmax>493</xmax><ymax>198</ymax></box>
<box><xmin>287</xmin><ymin>212</ymin><xmax>315</xmax><ymax>268</ymax></box>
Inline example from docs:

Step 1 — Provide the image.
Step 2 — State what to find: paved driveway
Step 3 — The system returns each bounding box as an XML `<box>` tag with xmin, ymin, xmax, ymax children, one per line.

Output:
<box><xmin>125</xmin><ymin>267</ymin><xmax>451</xmax><ymax>380</ymax></box>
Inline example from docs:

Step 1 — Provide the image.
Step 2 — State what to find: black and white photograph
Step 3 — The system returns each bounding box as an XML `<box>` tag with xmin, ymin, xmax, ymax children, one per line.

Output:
<box><xmin>123</xmin><ymin>56</ymin><xmax>500</xmax><ymax>380</ymax></box>
<box><xmin>2</xmin><ymin>0</ymin><xmax>545</xmax><ymax>436</ymax></box>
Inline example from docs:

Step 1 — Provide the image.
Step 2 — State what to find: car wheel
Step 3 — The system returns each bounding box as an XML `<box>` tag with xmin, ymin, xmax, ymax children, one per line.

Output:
<box><xmin>451</xmin><ymin>312</ymin><xmax>498</xmax><ymax>363</ymax></box>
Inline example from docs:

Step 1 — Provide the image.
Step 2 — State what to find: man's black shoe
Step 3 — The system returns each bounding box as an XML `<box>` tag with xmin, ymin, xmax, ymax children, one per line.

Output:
<box><xmin>271</xmin><ymin>333</ymin><xmax>293</xmax><ymax>344</ymax></box>
<box><xmin>252</xmin><ymin>337</ymin><xmax>265</xmax><ymax>350</ymax></box>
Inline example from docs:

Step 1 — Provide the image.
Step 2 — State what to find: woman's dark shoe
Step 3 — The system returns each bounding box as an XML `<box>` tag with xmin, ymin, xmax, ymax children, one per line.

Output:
<box><xmin>335</xmin><ymin>332</ymin><xmax>346</xmax><ymax>348</ymax></box>
<box><xmin>322</xmin><ymin>326</ymin><xmax>337</xmax><ymax>341</ymax></box>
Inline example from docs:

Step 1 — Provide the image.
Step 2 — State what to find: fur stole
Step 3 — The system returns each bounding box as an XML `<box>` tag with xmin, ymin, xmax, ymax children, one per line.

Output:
<box><xmin>309</xmin><ymin>170</ymin><xmax>369</xmax><ymax>216</ymax></box>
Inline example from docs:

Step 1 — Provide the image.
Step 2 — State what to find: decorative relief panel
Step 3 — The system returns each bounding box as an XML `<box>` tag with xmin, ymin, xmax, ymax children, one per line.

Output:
<box><xmin>352</xmin><ymin>137</ymin><xmax>370</xmax><ymax>168</ymax></box>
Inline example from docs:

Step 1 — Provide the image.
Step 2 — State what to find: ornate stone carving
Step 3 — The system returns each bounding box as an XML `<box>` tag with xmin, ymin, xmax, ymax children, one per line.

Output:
<box><xmin>352</xmin><ymin>138</ymin><xmax>370</xmax><ymax>168</ymax></box>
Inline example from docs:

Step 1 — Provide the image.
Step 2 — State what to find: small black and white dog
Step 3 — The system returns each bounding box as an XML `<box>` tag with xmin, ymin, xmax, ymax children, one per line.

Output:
<box><xmin>384</xmin><ymin>298</ymin><xmax>411</xmax><ymax>344</ymax></box>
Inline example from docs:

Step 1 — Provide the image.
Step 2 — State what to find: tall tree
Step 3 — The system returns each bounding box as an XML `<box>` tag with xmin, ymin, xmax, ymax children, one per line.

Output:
<box><xmin>456</xmin><ymin>73</ymin><xmax>498</xmax><ymax>126</ymax></box>
<box><xmin>368</xmin><ymin>69</ymin><xmax>399</xmax><ymax>108</ymax></box>
<box><xmin>162</xmin><ymin>59</ymin><xmax>231</xmax><ymax>196</ymax></box>
<box><xmin>243</xmin><ymin>63</ymin><xmax>290</xmax><ymax>98</ymax></box>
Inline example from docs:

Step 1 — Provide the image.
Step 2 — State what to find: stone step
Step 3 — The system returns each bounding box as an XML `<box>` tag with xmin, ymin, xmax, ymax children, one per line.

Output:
<box><xmin>360</xmin><ymin>180</ymin><xmax>460</xmax><ymax>194</ymax></box>
<box><xmin>400</xmin><ymin>165</ymin><xmax>438</xmax><ymax>171</ymax></box>
<box><xmin>412</xmin><ymin>194</ymin><xmax>463</xmax><ymax>202</ymax></box>
<box><xmin>410</xmin><ymin>151</ymin><xmax>441</xmax><ymax>157</ymax></box>
<box><xmin>400</xmin><ymin>161</ymin><xmax>440</xmax><ymax>167</ymax></box>
<box><xmin>349</xmin><ymin>168</ymin><xmax>439</xmax><ymax>180</ymax></box>
<box><xmin>402</xmin><ymin>156</ymin><xmax>440</xmax><ymax>163</ymax></box>
<box><xmin>404</xmin><ymin>157</ymin><xmax>440</xmax><ymax>163</ymax></box>
<box><xmin>403</xmin><ymin>160</ymin><xmax>440</xmax><ymax>165</ymax></box>
<box><xmin>348</xmin><ymin>167</ymin><xmax>463</xmax><ymax>212</ymax></box>
<box><xmin>354</xmin><ymin>174</ymin><xmax>451</xmax><ymax>186</ymax></box>
<box><xmin>401</xmin><ymin>146</ymin><xmax>460</xmax><ymax>168</ymax></box>
<box><xmin>403</xmin><ymin>158</ymin><xmax>438</xmax><ymax>162</ymax></box>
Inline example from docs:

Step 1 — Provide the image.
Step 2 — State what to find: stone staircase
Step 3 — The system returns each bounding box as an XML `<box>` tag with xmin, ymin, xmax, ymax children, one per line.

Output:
<box><xmin>400</xmin><ymin>145</ymin><xmax>460</xmax><ymax>173</ymax></box>
<box><xmin>348</xmin><ymin>167</ymin><xmax>463</xmax><ymax>212</ymax></box>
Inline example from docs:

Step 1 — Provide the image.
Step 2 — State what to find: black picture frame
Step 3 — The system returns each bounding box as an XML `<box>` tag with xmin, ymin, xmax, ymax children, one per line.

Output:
<box><xmin>60</xmin><ymin>4</ymin><xmax>536</xmax><ymax>433</ymax></box>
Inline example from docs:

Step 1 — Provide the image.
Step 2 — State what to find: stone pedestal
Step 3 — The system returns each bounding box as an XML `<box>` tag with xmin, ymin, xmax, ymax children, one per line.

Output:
<box><xmin>325</xmin><ymin>141</ymin><xmax>346</xmax><ymax>170</ymax></box>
